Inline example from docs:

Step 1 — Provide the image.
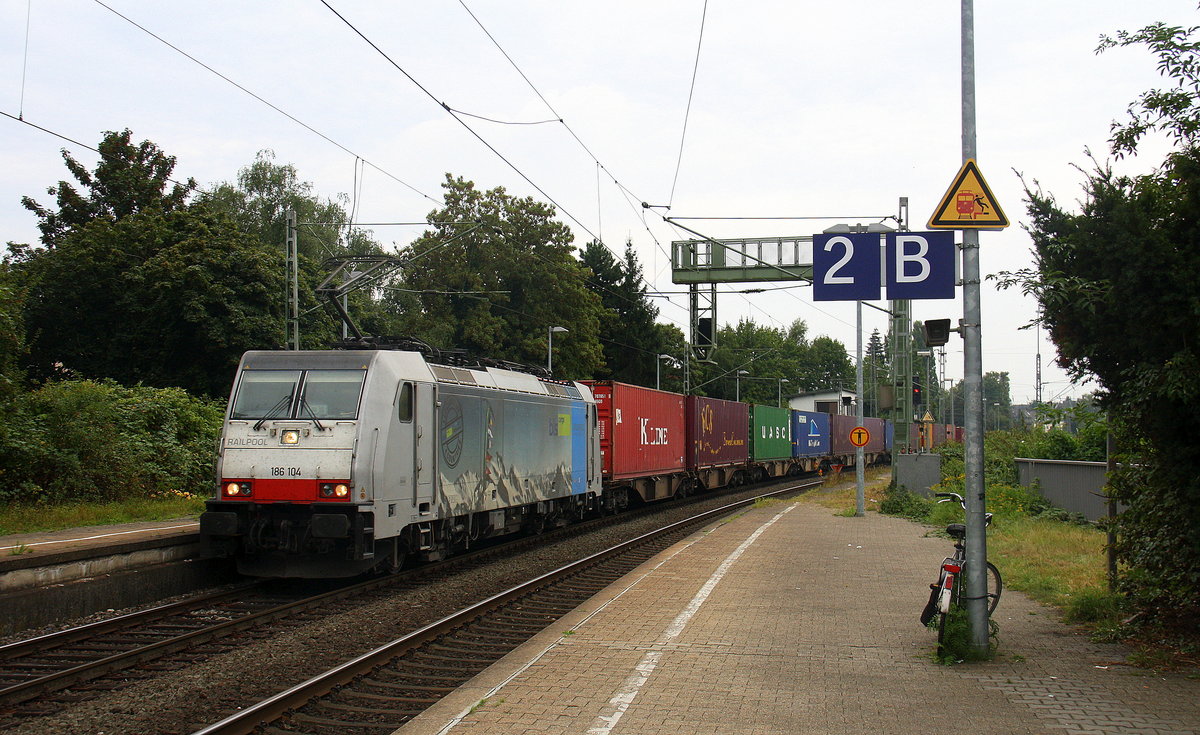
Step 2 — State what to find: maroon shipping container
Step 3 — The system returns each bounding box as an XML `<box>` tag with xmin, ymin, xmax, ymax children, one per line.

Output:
<box><xmin>583</xmin><ymin>381</ymin><xmax>686</xmax><ymax>480</ymax></box>
<box><xmin>830</xmin><ymin>414</ymin><xmax>886</xmax><ymax>455</ymax></box>
<box><xmin>685</xmin><ymin>396</ymin><xmax>750</xmax><ymax>470</ymax></box>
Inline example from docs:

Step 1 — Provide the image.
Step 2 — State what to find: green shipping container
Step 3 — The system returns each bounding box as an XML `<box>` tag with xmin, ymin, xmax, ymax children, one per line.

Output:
<box><xmin>749</xmin><ymin>404</ymin><xmax>792</xmax><ymax>461</ymax></box>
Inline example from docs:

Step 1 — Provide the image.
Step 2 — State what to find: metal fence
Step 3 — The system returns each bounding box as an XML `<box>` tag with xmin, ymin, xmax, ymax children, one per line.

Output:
<box><xmin>1015</xmin><ymin>457</ymin><xmax>1120</xmax><ymax>522</ymax></box>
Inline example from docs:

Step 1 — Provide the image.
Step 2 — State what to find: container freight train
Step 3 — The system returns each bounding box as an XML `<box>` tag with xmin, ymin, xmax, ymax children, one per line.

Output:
<box><xmin>200</xmin><ymin>351</ymin><xmax>892</xmax><ymax>578</ymax></box>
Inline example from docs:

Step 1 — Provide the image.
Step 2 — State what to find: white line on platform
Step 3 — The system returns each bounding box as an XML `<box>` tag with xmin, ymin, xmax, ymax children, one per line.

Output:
<box><xmin>585</xmin><ymin>504</ymin><xmax>795</xmax><ymax>735</ymax></box>
<box><xmin>0</xmin><ymin>523</ymin><xmax>199</xmax><ymax>552</ymax></box>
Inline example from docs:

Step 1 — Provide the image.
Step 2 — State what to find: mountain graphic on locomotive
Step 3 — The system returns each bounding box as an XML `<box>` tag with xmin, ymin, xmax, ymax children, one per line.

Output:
<box><xmin>200</xmin><ymin>345</ymin><xmax>905</xmax><ymax>579</ymax></box>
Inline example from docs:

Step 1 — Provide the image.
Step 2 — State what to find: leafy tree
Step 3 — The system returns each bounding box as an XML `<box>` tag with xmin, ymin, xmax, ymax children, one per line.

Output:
<box><xmin>0</xmin><ymin>269</ymin><xmax>25</xmax><ymax>401</ymax></box>
<box><xmin>11</xmin><ymin>131</ymin><xmax>284</xmax><ymax>396</ymax></box>
<box><xmin>700</xmin><ymin>318</ymin><xmax>852</xmax><ymax>403</ymax></box>
<box><xmin>200</xmin><ymin>151</ymin><xmax>399</xmax><ymax>346</ymax></box>
<box><xmin>865</xmin><ymin>328</ymin><xmax>888</xmax><ymax>415</ymax></box>
<box><xmin>996</xmin><ymin>22</ymin><xmax>1200</xmax><ymax>634</ymax></box>
<box><xmin>581</xmin><ymin>238</ymin><xmax>668</xmax><ymax>385</ymax></box>
<box><xmin>17</xmin><ymin>129</ymin><xmax>194</xmax><ymax>251</ymax></box>
<box><xmin>396</xmin><ymin>176</ymin><xmax>604</xmax><ymax>377</ymax></box>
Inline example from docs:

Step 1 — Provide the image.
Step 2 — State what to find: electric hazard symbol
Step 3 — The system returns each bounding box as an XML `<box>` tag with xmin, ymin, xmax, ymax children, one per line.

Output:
<box><xmin>927</xmin><ymin>159</ymin><xmax>1009</xmax><ymax>230</ymax></box>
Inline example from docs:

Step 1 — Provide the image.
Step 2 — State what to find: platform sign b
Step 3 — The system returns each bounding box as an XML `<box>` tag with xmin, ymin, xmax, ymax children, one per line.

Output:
<box><xmin>885</xmin><ymin>232</ymin><xmax>956</xmax><ymax>300</ymax></box>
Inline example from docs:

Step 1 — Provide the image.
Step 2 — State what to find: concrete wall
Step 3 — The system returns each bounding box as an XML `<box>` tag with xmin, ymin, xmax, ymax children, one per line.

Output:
<box><xmin>894</xmin><ymin>453</ymin><xmax>943</xmax><ymax>497</ymax></box>
<box><xmin>1015</xmin><ymin>457</ymin><xmax>1120</xmax><ymax>522</ymax></box>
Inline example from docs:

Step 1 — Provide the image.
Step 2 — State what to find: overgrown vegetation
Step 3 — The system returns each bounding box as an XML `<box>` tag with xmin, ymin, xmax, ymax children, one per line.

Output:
<box><xmin>996</xmin><ymin>22</ymin><xmax>1200</xmax><ymax>644</ymax></box>
<box><xmin>0</xmin><ymin>380</ymin><xmax>223</xmax><ymax>505</ymax></box>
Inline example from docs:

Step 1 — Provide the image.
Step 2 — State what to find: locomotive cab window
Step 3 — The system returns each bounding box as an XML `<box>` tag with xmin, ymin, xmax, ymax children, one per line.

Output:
<box><xmin>230</xmin><ymin>370</ymin><xmax>300</xmax><ymax>420</ymax></box>
<box><xmin>231</xmin><ymin>369</ymin><xmax>366</xmax><ymax>421</ymax></box>
<box><xmin>300</xmin><ymin>370</ymin><xmax>367</xmax><ymax>419</ymax></box>
<box><xmin>397</xmin><ymin>382</ymin><xmax>413</xmax><ymax>423</ymax></box>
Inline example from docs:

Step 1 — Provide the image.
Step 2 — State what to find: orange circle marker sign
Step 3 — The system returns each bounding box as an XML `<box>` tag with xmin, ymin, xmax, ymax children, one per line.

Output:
<box><xmin>849</xmin><ymin>426</ymin><xmax>871</xmax><ymax>448</ymax></box>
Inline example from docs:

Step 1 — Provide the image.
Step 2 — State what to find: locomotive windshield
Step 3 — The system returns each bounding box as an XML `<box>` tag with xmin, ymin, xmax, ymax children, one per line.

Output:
<box><xmin>230</xmin><ymin>369</ymin><xmax>367</xmax><ymax>421</ymax></box>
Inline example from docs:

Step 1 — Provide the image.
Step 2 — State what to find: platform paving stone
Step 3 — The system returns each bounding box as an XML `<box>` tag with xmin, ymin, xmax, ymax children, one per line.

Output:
<box><xmin>397</xmin><ymin>499</ymin><xmax>1200</xmax><ymax>735</ymax></box>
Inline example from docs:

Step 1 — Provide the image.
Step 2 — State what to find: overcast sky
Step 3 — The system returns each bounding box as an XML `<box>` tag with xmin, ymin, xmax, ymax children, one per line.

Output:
<box><xmin>2</xmin><ymin>1</ymin><xmax>1194</xmax><ymax>404</ymax></box>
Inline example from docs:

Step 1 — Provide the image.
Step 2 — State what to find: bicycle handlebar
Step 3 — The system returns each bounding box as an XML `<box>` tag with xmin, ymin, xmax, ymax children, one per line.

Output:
<box><xmin>934</xmin><ymin>491</ymin><xmax>993</xmax><ymax>526</ymax></box>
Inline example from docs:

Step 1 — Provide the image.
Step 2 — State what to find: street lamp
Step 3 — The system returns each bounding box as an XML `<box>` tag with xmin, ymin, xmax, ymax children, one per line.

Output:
<box><xmin>777</xmin><ymin>378</ymin><xmax>790</xmax><ymax>407</ymax></box>
<box><xmin>735</xmin><ymin>370</ymin><xmax>749</xmax><ymax>402</ymax></box>
<box><xmin>547</xmin><ymin>326</ymin><xmax>568</xmax><ymax>374</ymax></box>
<box><xmin>992</xmin><ymin>401</ymin><xmax>1001</xmax><ymax>431</ymax></box>
<box><xmin>656</xmin><ymin>354</ymin><xmax>675</xmax><ymax>390</ymax></box>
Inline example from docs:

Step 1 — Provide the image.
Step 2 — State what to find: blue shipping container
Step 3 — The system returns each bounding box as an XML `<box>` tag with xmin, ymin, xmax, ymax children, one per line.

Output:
<box><xmin>791</xmin><ymin>410</ymin><xmax>830</xmax><ymax>458</ymax></box>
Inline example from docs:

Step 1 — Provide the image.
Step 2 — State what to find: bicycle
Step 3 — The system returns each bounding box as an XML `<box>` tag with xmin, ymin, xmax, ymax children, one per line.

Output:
<box><xmin>918</xmin><ymin>492</ymin><xmax>1002</xmax><ymax>654</ymax></box>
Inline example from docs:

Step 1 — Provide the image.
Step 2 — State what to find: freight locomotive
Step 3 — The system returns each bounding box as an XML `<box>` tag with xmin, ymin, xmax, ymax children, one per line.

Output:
<box><xmin>199</xmin><ymin>347</ymin><xmax>933</xmax><ymax>578</ymax></box>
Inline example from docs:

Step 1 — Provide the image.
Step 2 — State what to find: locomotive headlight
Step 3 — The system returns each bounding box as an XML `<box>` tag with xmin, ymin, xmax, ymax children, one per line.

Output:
<box><xmin>319</xmin><ymin>483</ymin><xmax>351</xmax><ymax>499</ymax></box>
<box><xmin>224</xmin><ymin>481</ymin><xmax>252</xmax><ymax>497</ymax></box>
<box><xmin>281</xmin><ymin>430</ymin><xmax>300</xmax><ymax>445</ymax></box>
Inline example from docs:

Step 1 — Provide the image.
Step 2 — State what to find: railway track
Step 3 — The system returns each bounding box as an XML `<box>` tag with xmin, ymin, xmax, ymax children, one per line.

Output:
<box><xmin>0</xmin><ymin>476</ymin><xmax>818</xmax><ymax>727</ymax></box>
<box><xmin>192</xmin><ymin>480</ymin><xmax>818</xmax><ymax>735</ymax></box>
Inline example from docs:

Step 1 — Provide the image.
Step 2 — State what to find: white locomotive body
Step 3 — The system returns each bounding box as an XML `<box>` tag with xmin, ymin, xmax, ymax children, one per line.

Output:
<box><xmin>201</xmin><ymin>350</ymin><xmax>601</xmax><ymax>577</ymax></box>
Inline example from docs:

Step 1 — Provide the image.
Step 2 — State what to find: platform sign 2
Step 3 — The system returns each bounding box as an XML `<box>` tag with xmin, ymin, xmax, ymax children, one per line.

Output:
<box><xmin>813</xmin><ymin>233</ymin><xmax>881</xmax><ymax>302</ymax></box>
<box><xmin>813</xmin><ymin>231</ymin><xmax>956</xmax><ymax>302</ymax></box>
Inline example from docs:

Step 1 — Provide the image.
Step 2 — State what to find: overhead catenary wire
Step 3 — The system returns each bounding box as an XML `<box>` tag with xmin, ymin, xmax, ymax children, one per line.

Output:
<box><xmin>316</xmin><ymin>3</ymin><xmax>691</xmax><ymax>329</ymax></box>
<box><xmin>319</xmin><ymin>0</ymin><xmax>604</xmax><ymax>249</ymax></box>
<box><xmin>667</xmin><ymin>0</ymin><xmax>710</xmax><ymax>208</ymax></box>
<box><xmin>455</xmin><ymin>0</ymin><xmax>686</xmax><ymax>304</ymax></box>
<box><xmin>90</xmin><ymin>0</ymin><xmax>437</xmax><ymax>205</ymax></box>
<box><xmin>1</xmin><ymin>109</ymin><xmax>196</xmax><ymax>194</ymax></box>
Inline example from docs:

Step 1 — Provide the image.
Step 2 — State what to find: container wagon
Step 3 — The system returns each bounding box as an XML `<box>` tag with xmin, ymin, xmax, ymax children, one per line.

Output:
<box><xmin>791</xmin><ymin>410</ymin><xmax>832</xmax><ymax>471</ymax></box>
<box><xmin>583</xmin><ymin>381</ymin><xmax>687</xmax><ymax>503</ymax></box>
<box><xmin>685</xmin><ymin>395</ymin><xmax>749</xmax><ymax>489</ymax></box>
<box><xmin>748</xmin><ymin>404</ymin><xmax>793</xmax><ymax>480</ymax></box>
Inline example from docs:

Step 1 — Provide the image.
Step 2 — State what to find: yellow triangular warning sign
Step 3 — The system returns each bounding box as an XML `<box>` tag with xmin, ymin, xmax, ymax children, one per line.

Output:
<box><xmin>927</xmin><ymin>159</ymin><xmax>1009</xmax><ymax>230</ymax></box>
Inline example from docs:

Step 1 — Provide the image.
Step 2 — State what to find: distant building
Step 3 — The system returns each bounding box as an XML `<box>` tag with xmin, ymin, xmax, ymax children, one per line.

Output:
<box><xmin>789</xmin><ymin>389</ymin><xmax>857</xmax><ymax>416</ymax></box>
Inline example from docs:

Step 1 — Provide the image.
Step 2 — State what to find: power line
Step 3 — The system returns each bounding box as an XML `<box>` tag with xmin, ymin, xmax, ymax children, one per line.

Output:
<box><xmin>454</xmin><ymin>0</ymin><xmax>683</xmax><ymax>305</ymax></box>
<box><xmin>320</xmin><ymin>0</ymin><xmax>602</xmax><ymax>248</ymax></box>
<box><xmin>1</xmin><ymin>109</ymin><xmax>195</xmax><ymax>192</ymax></box>
<box><xmin>90</xmin><ymin>0</ymin><xmax>437</xmax><ymax>204</ymax></box>
<box><xmin>667</xmin><ymin>0</ymin><xmax>709</xmax><ymax>208</ymax></box>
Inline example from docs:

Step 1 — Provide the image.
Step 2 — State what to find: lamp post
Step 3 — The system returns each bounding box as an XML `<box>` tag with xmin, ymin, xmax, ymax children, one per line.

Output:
<box><xmin>547</xmin><ymin>326</ymin><xmax>568</xmax><ymax>374</ymax></box>
<box><xmin>735</xmin><ymin>370</ymin><xmax>749</xmax><ymax>402</ymax></box>
<box><xmin>777</xmin><ymin>378</ymin><xmax>790</xmax><ymax>407</ymax></box>
<box><xmin>656</xmin><ymin>354</ymin><xmax>675</xmax><ymax>390</ymax></box>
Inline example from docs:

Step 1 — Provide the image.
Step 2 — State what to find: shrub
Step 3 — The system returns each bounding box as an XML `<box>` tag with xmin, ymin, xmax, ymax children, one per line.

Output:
<box><xmin>0</xmin><ymin>380</ymin><xmax>223</xmax><ymax>503</ymax></box>
<box><xmin>879</xmin><ymin>483</ymin><xmax>933</xmax><ymax>521</ymax></box>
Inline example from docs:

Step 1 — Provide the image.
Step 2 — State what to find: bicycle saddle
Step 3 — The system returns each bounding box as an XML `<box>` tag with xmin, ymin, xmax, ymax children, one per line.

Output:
<box><xmin>945</xmin><ymin>523</ymin><xmax>967</xmax><ymax>539</ymax></box>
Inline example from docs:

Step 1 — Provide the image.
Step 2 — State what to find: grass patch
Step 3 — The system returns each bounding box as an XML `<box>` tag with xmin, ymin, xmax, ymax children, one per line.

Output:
<box><xmin>801</xmin><ymin>468</ymin><xmax>892</xmax><ymax>513</ymax></box>
<box><xmin>0</xmin><ymin>495</ymin><xmax>206</xmax><ymax>536</ymax></box>
<box><xmin>986</xmin><ymin>513</ymin><xmax>1109</xmax><ymax>610</ymax></box>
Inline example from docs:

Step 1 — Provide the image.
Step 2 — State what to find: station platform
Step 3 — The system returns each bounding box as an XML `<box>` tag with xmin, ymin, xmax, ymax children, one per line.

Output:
<box><xmin>398</xmin><ymin>497</ymin><xmax>1200</xmax><ymax>735</ymax></box>
<box><xmin>0</xmin><ymin>518</ymin><xmax>200</xmax><ymax>567</ymax></box>
<box><xmin>0</xmin><ymin>518</ymin><xmax>232</xmax><ymax>636</ymax></box>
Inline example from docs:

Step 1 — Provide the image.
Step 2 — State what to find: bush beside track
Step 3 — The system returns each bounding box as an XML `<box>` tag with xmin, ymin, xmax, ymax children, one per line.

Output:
<box><xmin>0</xmin><ymin>380</ymin><xmax>223</xmax><ymax>505</ymax></box>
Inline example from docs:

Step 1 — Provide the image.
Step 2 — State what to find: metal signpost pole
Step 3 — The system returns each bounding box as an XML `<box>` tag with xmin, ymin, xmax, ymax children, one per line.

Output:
<box><xmin>856</xmin><ymin>300</ymin><xmax>865</xmax><ymax>516</ymax></box>
<box><xmin>960</xmin><ymin>0</ymin><xmax>990</xmax><ymax>655</ymax></box>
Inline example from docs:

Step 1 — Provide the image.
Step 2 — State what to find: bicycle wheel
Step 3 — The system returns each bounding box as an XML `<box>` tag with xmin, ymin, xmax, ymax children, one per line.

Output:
<box><xmin>985</xmin><ymin>561</ymin><xmax>1003</xmax><ymax>615</ymax></box>
<box><xmin>935</xmin><ymin>572</ymin><xmax>958</xmax><ymax>654</ymax></box>
<box><xmin>954</xmin><ymin>562</ymin><xmax>1003</xmax><ymax>616</ymax></box>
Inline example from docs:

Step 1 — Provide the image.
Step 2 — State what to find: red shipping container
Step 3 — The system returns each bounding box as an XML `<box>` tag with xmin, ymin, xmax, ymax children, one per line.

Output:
<box><xmin>582</xmin><ymin>381</ymin><xmax>686</xmax><ymax>480</ymax></box>
<box><xmin>685</xmin><ymin>396</ymin><xmax>749</xmax><ymax>470</ymax></box>
<box><xmin>830</xmin><ymin>414</ymin><xmax>886</xmax><ymax>454</ymax></box>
